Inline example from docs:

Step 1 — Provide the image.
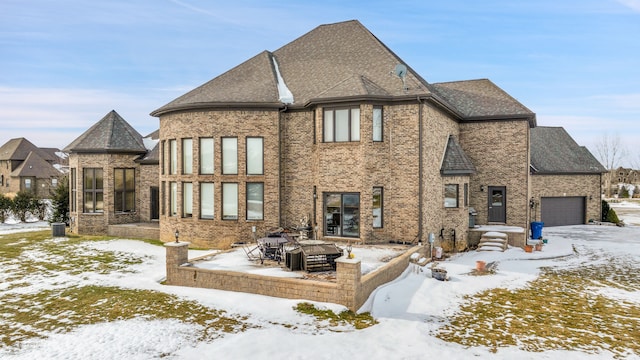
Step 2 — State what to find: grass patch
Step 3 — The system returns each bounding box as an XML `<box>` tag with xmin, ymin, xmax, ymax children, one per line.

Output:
<box><xmin>0</xmin><ymin>230</ymin><xmax>256</xmax><ymax>350</ymax></box>
<box><xmin>437</xmin><ymin>247</ymin><xmax>640</xmax><ymax>358</ymax></box>
<box><xmin>1</xmin><ymin>285</ymin><xmax>252</xmax><ymax>348</ymax></box>
<box><xmin>294</xmin><ymin>302</ymin><xmax>378</xmax><ymax>330</ymax></box>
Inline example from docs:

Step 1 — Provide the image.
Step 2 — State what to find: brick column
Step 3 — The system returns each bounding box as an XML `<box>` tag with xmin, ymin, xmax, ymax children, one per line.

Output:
<box><xmin>165</xmin><ymin>242</ymin><xmax>189</xmax><ymax>285</ymax></box>
<box><xmin>336</xmin><ymin>256</ymin><xmax>361</xmax><ymax>311</ymax></box>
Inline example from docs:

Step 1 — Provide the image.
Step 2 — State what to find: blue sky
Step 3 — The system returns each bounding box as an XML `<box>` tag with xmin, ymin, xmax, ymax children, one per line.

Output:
<box><xmin>1</xmin><ymin>0</ymin><xmax>639</xmax><ymax>166</ymax></box>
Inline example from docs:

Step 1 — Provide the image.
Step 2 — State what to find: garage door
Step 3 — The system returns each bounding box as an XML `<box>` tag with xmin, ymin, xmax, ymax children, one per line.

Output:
<box><xmin>541</xmin><ymin>197</ymin><xmax>586</xmax><ymax>227</ymax></box>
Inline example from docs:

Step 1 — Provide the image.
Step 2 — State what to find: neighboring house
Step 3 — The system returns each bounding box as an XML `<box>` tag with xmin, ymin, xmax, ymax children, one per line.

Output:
<box><xmin>604</xmin><ymin>167</ymin><xmax>639</xmax><ymax>197</ymax></box>
<box><xmin>0</xmin><ymin>137</ymin><xmax>64</xmax><ymax>198</ymax></box>
<box><xmin>530</xmin><ymin>127</ymin><xmax>606</xmax><ymax>226</ymax></box>
<box><xmin>64</xmin><ymin>110</ymin><xmax>159</xmax><ymax>235</ymax></box>
<box><xmin>67</xmin><ymin>20</ymin><xmax>604</xmax><ymax>250</ymax></box>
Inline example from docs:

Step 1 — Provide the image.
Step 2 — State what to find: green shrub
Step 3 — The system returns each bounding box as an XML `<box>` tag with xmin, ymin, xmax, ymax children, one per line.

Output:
<box><xmin>0</xmin><ymin>193</ymin><xmax>12</xmax><ymax>223</ymax></box>
<box><xmin>11</xmin><ymin>191</ymin><xmax>38</xmax><ymax>222</ymax></box>
<box><xmin>606</xmin><ymin>207</ymin><xmax>620</xmax><ymax>224</ymax></box>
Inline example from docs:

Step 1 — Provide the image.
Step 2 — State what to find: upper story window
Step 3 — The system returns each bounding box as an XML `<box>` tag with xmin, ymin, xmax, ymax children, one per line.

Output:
<box><xmin>83</xmin><ymin>168</ymin><xmax>104</xmax><ymax>213</ymax></box>
<box><xmin>199</xmin><ymin>137</ymin><xmax>214</xmax><ymax>175</ymax></box>
<box><xmin>246</xmin><ymin>137</ymin><xmax>264</xmax><ymax>175</ymax></box>
<box><xmin>373</xmin><ymin>107</ymin><xmax>383</xmax><ymax>142</ymax></box>
<box><xmin>169</xmin><ymin>139</ymin><xmax>177</xmax><ymax>175</ymax></box>
<box><xmin>222</xmin><ymin>137</ymin><xmax>238</xmax><ymax>175</ymax></box>
<box><xmin>114</xmin><ymin>168</ymin><xmax>135</xmax><ymax>213</ymax></box>
<box><xmin>182</xmin><ymin>138</ymin><xmax>193</xmax><ymax>175</ymax></box>
<box><xmin>323</xmin><ymin>107</ymin><xmax>360</xmax><ymax>142</ymax></box>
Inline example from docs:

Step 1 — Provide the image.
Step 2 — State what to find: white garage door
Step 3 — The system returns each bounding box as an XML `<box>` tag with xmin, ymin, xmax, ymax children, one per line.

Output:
<box><xmin>541</xmin><ymin>197</ymin><xmax>586</xmax><ymax>227</ymax></box>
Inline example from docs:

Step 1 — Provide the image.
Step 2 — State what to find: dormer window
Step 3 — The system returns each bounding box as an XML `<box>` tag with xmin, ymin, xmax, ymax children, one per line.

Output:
<box><xmin>323</xmin><ymin>107</ymin><xmax>360</xmax><ymax>142</ymax></box>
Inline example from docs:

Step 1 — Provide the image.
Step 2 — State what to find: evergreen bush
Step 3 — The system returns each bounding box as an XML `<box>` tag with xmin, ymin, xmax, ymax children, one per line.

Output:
<box><xmin>50</xmin><ymin>176</ymin><xmax>69</xmax><ymax>224</ymax></box>
<box><xmin>0</xmin><ymin>194</ymin><xmax>12</xmax><ymax>223</ymax></box>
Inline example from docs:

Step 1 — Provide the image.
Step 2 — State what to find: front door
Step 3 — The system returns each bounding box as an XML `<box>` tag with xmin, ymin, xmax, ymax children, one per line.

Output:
<box><xmin>150</xmin><ymin>187</ymin><xmax>159</xmax><ymax>220</ymax></box>
<box><xmin>487</xmin><ymin>186</ymin><xmax>506</xmax><ymax>223</ymax></box>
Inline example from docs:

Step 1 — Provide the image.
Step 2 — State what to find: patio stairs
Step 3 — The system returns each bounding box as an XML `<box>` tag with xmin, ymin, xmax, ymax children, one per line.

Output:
<box><xmin>477</xmin><ymin>231</ymin><xmax>508</xmax><ymax>252</ymax></box>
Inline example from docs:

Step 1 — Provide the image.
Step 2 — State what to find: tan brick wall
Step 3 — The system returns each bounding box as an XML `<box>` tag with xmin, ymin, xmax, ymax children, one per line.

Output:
<box><xmin>460</xmin><ymin>120</ymin><xmax>531</xmax><ymax>231</ymax></box>
<box><xmin>158</xmin><ymin>110</ymin><xmax>281</xmax><ymax>248</ymax></box>
<box><xmin>531</xmin><ymin>173</ymin><xmax>602</xmax><ymax>223</ymax></box>
<box><xmin>138</xmin><ymin>163</ymin><xmax>158</xmax><ymax>221</ymax></box>
<box><xmin>68</xmin><ymin>153</ymin><xmax>143</xmax><ymax>235</ymax></box>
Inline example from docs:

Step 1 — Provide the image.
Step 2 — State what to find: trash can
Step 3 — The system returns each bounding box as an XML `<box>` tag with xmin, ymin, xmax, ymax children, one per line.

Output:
<box><xmin>468</xmin><ymin>207</ymin><xmax>477</xmax><ymax>228</ymax></box>
<box><xmin>52</xmin><ymin>222</ymin><xmax>66</xmax><ymax>237</ymax></box>
<box><xmin>530</xmin><ymin>221</ymin><xmax>544</xmax><ymax>239</ymax></box>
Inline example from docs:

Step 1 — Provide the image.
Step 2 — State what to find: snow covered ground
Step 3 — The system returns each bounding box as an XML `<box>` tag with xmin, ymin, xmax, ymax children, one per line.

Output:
<box><xmin>1</xmin><ymin>202</ymin><xmax>639</xmax><ymax>360</ymax></box>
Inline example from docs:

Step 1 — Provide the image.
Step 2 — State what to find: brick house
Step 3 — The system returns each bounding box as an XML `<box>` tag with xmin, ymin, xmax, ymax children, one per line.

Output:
<box><xmin>67</xmin><ymin>20</ymin><xmax>604</xmax><ymax>250</ymax></box>
<box><xmin>64</xmin><ymin>110</ymin><xmax>159</xmax><ymax>234</ymax></box>
<box><xmin>0</xmin><ymin>137</ymin><xmax>65</xmax><ymax>198</ymax></box>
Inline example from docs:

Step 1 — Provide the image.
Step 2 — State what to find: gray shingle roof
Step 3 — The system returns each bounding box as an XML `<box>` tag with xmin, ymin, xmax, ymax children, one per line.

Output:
<box><xmin>441</xmin><ymin>135</ymin><xmax>476</xmax><ymax>175</ymax></box>
<box><xmin>151</xmin><ymin>20</ymin><xmax>430</xmax><ymax>116</ymax></box>
<box><xmin>12</xmin><ymin>151</ymin><xmax>61</xmax><ymax>178</ymax></box>
<box><xmin>0</xmin><ymin>137</ymin><xmax>54</xmax><ymax>162</ymax></box>
<box><xmin>64</xmin><ymin>110</ymin><xmax>146</xmax><ymax>154</ymax></box>
<box><xmin>430</xmin><ymin>79</ymin><xmax>536</xmax><ymax>124</ymax></box>
<box><xmin>530</xmin><ymin>126</ymin><xmax>606</xmax><ymax>174</ymax></box>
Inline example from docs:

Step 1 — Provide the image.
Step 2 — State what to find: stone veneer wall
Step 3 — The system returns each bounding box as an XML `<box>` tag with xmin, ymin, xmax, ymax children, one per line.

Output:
<box><xmin>165</xmin><ymin>243</ymin><xmax>423</xmax><ymax>312</ymax></box>
<box><xmin>531</xmin><ymin>173</ymin><xmax>602</xmax><ymax>223</ymax></box>
<box><xmin>68</xmin><ymin>153</ymin><xmax>143</xmax><ymax>235</ymax></box>
<box><xmin>158</xmin><ymin>110</ymin><xmax>281</xmax><ymax>248</ymax></box>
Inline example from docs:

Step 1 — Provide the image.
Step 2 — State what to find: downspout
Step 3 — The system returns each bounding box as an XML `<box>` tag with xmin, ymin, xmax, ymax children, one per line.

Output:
<box><xmin>417</xmin><ymin>96</ymin><xmax>424</xmax><ymax>243</ymax></box>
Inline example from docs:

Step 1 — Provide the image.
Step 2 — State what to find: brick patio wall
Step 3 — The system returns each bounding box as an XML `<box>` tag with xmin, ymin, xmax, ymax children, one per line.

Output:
<box><xmin>165</xmin><ymin>243</ymin><xmax>423</xmax><ymax>311</ymax></box>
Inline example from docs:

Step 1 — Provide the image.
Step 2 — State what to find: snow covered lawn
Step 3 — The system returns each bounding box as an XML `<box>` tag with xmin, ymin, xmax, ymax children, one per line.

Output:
<box><xmin>1</xmin><ymin>208</ymin><xmax>639</xmax><ymax>359</ymax></box>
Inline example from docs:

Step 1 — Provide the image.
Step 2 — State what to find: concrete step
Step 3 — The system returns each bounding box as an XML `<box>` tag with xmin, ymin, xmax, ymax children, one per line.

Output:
<box><xmin>477</xmin><ymin>232</ymin><xmax>508</xmax><ymax>252</ymax></box>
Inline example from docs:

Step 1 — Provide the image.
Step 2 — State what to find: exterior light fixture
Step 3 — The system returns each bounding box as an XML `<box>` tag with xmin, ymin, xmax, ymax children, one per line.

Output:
<box><xmin>480</xmin><ymin>185</ymin><xmax>485</xmax><ymax>192</ymax></box>
<box><xmin>174</xmin><ymin>229</ymin><xmax>179</xmax><ymax>243</ymax></box>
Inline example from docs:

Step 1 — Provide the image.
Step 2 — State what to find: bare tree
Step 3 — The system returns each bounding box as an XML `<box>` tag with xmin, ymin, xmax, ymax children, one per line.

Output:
<box><xmin>595</xmin><ymin>133</ymin><xmax>627</xmax><ymax>198</ymax></box>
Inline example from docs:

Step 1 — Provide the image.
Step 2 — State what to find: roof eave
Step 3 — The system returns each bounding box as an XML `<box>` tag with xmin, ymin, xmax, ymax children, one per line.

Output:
<box><xmin>151</xmin><ymin>102</ymin><xmax>284</xmax><ymax>117</ymax></box>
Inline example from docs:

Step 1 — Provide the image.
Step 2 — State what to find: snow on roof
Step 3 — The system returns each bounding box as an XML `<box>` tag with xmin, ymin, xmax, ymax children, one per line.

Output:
<box><xmin>272</xmin><ymin>56</ymin><xmax>294</xmax><ymax>104</ymax></box>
